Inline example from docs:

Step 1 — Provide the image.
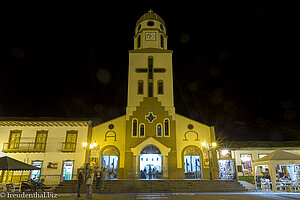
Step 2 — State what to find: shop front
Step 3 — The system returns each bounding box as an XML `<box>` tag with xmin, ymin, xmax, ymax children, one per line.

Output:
<box><xmin>218</xmin><ymin>149</ymin><xmax>236</xmax><ymax>179</ymax></box>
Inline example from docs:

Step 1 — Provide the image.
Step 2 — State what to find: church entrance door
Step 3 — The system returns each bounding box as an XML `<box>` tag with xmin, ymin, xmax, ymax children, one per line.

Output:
<box><xmin>139</xmin><ymin>145</ymin><xmax>162</xmax><ymax>179</ymax></box>
<box><xmin>183</xmin><ymin>146</ymin><xmax>202</xmax><ymax>179</ymax></box>
<box><xmin>101</xmin><ymin>146</ymin><xmax>119</xmax><ymax>179</ymax></box>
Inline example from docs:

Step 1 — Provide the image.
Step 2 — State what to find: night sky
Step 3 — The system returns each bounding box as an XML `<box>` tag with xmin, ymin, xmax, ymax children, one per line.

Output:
<box><xmin>1</xmin><ymin>5</ymin><xmax>300</xmax><ymax>141</ymax></box>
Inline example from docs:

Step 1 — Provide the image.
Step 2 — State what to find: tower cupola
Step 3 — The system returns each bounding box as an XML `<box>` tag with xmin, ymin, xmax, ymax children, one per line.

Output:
<box><xmin>134</xmin><ymin>10</ymin><xmax>168</xmax><ymax>50</ymax></box>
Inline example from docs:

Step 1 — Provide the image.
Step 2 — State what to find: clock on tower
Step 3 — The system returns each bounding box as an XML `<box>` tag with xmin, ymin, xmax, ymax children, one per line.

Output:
<box><xmin>145</xmin><ymin>32</ymin><xmax>156</xmax><ymax>41</ymax></box>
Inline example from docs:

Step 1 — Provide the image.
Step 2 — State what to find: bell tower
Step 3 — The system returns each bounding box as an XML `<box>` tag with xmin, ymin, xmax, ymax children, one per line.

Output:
<box><xmin>126</xmin><ymin>10</ymin><xmax>175</xmax><ymax>119</ymax></box>
<box><xmin>134</xmin><ymin>9</ymin><xmax>168</xmax><ymax>50</ymax></box>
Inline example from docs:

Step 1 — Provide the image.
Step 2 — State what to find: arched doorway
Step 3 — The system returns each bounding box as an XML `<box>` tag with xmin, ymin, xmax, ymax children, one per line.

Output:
<box><xmin>183</xmin><ymin>146</ymin><xmax>202</xmax><ymax>179</ymax></box>
<box><xmin>101</xmin><ymin>146</ymin><xmax>119</xmax><ymax>179</ymax></box>
<box><xmin>139</xmin><ymin>145</ymin><xmax>162</xmax><ymax>179</ymax></box>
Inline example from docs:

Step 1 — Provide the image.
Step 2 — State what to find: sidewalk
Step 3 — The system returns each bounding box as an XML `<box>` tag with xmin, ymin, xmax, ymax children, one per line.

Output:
<box><xmin>1</xmin><ymin>191</ymin><xmax>300</xmax><ymax>200</ymax></box>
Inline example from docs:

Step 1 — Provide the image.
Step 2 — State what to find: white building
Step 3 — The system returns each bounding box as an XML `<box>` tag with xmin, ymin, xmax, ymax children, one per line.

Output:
<box><xmin>217</xmin><ymin>141</ymin><xmax>300</xmax><ymax>182</ymax></box>
<box><xmin>0</xmin><ymin>118</ymin><xmax>90</xmax><ymax>185</ymax></box>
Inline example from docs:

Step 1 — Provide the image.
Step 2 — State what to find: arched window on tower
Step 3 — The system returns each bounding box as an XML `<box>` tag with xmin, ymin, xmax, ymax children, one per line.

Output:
<box><xmin>160</xmin><ymin>35</ymin><xmax>164</xmax><ymax>48</ymax></box>
<box><xmin>138</xmin><ymin>80</ymin><xmax>143</xmax><ymax>94</ymax></box>
<box><xmin>156</xmin><ymin>123</ymin><xmax>162</xmax><ymax>137</ymax></box>
<box><xmin>164</xmin><ymin>119</ymin><xmax>170</xmax><ymax>137</ymax></box>
<box><xmin>158</xmin><ymin>80</ymin><xmax>163</xmax><ymax>94</ymax></box>
<box><xmin>132</xmin><ymin>119</ymin><xmax>138</xmax><ymax>137</ymax></box>
<box><xmin>137</xmin><ymin>35</ymin><xmax>141</xmax><ymax>48</ymax></box>
<box><xmin>140</xmin><ymin>123</ymin><xmax>145</xmax><ymax>137</ymax></box>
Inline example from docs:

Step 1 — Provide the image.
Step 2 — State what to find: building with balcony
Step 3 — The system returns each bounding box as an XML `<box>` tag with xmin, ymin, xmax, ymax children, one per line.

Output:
<box><xmin>0</xmin><ymin>118</ymin><xmax>90</xmax><ymax>185</ymax></box>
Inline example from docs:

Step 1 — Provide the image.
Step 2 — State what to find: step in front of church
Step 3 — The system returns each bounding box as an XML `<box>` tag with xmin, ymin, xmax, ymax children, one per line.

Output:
<box><xmin>56</xmin><ymin>179</ymin><xmax>248</xmax><ymax>193</ymax></box>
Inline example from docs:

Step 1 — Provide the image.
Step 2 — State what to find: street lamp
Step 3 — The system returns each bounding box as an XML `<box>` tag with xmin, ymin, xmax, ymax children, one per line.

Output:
<box><xmin>201</xmin><ymin>141</ymin><xmax>217</xmax><ymax>180</ymax></box>
<box><xmin>82</xmin><ymin>142</ymin><xmax>98</xmax><ymax>165</ymax></box>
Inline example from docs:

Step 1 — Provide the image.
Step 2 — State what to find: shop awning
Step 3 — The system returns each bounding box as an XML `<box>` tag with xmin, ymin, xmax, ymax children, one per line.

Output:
<box><xmin>0</xmin><ymin>156</ymin><xmax>40</xmax><ymax>171</ymax></box>
<box><xmin>253</xmin><ymin>149</ymin><xmax>300</xmax><ymax>166</ymax></box>
<box><xmin>253</xmin><ymin>150</ymin><xmax>300</xmax><ymax>193</ymax></box>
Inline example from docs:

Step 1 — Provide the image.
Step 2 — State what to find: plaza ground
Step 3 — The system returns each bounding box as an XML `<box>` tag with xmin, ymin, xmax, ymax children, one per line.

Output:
<box><xmin>2</xmin><ymin>192</ymin><xmax>300</xmax><ymax>200</ymax></box>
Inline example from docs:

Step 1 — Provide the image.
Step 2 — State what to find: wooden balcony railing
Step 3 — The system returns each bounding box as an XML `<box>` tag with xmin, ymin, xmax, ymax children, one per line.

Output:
<box><xmin>2</xmin><ymin>142</ymin><xmax>46</xmax><ymax>153</ymax></box>
<box><xmin>61</xmin><ymin>142</ymin><xmax>76</xmax><ymax>152</ymax></box>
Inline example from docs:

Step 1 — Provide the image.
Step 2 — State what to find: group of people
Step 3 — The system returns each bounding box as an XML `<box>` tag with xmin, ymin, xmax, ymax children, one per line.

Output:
<box><xmin>77</xmin><ymin>165</ymin><xmax>103</xmax><ymax>198</ymax></box>
<box><xmin>140</xmin><ymin>166</ymin><xmax>161</xmax><ymax>179</ymax></box>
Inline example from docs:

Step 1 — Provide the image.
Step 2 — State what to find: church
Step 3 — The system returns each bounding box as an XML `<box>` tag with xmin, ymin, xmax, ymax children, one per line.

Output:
<box><xmin>2</xmin><ymin>11</ymin><xmax>300</xmax><ymax>190</ymax></box>
<box><xmin>91</xmin><ymin>10</ymin><xmax>219</xmax><ymax>179</ymax></box>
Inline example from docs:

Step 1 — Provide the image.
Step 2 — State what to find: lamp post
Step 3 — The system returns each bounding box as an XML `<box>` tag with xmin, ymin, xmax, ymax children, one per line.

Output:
<box><xmin>82</xmin><ymin>142</ymin><xmax>98</xmax><ymax>165</ymax></box>
<box><xmin>201</xmin><ymin>141</ymin><xmax>217</xmax><ymax>180</ymax></box>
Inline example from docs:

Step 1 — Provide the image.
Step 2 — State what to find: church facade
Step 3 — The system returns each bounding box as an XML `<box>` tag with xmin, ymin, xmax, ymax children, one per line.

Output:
<box><xmin>92</xmin><ymin>11</ymin><xmax>219</xmax><ymax>179</ymax></box>
<box><xmin>2</xmin><ymin>12</ymin><xmax>300</xmax><ymax>185</ymax></box>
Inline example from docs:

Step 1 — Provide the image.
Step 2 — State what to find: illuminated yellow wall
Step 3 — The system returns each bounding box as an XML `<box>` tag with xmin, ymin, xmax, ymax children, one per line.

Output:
<box><xmin>175</xmin><ymin>114</ymin><xmax>219</xmax><ymax>179</ymax></box>
<box><xmin>91</xmin><ymin>115</ymin><xmax>126</xmax><ymax>174</ymax></box>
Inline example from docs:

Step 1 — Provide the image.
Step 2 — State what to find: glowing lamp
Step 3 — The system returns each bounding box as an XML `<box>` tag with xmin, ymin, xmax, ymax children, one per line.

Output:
<box><xmin>212</xmin><ymin>142</ymin><xmax>217</xmax><ymax>147</ymax></box>
<box><xmin>201</xmin><ymin>142</ymin><xmax>207</xmax><ymax>147</ymax></box>
<box><xmin>221</xmin><ymin>149</ymin><xmax>229</xmax><ymax>156</ymax></box>
<box><xmin>82</xmin><ymin>142</ymin><xmax>88</xmax><ymax>147</ymax></box>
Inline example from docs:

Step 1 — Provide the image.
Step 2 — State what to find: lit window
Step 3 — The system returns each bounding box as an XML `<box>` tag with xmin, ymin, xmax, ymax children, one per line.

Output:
<box><xmin>157</xmin><ymin>124</ymin><xmax>162</xmax><ymax>137</ymax></box>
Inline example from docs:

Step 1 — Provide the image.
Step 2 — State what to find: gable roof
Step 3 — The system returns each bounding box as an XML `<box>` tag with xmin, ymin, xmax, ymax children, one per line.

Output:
<box><xmin>253</xmin><ymin>150</ymin><xmax>300</xmax><ymax>166</ymax></box>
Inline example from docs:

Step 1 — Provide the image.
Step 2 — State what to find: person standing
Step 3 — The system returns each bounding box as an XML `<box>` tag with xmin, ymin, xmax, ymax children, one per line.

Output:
<box><xmin>152</xmin><ymin>168</ymin><xmax>156</xmax><ymax>179</ymax></box>
<box><xmin>86</xmin><ymin>169</ymin><xmax>94</xmax><ymax>197</ymax></box>
<box><xmin>96</xmin><ymin>169</ymin><xmax>102</xmax><ymax>188</ymax></box>
<box><xmin>149</xmin><ymin>166</ymin><xmax>152</xmax><ymax>180</ymax></box>
<box><xmin>77</xmin><ymin>170</ymin><xmax>83</xmax><ymax>197</ymax></box>
<box><xmin>143</xmin><ymin>168</ymin><xmax>147</xmax><ymax>179</ymax></box>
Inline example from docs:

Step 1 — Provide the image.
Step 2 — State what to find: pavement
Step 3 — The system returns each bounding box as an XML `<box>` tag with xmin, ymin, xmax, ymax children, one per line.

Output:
<box><xmin>2</xmin><ymin>192</ymin><xmax>300</xmax><ymax>200</ymax></box>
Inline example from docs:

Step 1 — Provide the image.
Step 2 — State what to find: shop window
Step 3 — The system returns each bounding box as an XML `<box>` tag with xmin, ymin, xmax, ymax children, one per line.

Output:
<box><xmin>240</xmin><ymin>154</ymin><xmax>253</xmax><ymax>176</ymax></box>
<box><xmin>218</xmin><ymin>160</ymin><xmax>236</xmax><ymax>179</ymax></box>
<box><xmin>62</xmin><ymin>161</ymin><xmax>74</xmax><ymax>180</ymax></box>
<box><xmin>30</xmin><ymin>161</ymin><xmax>43</xmax><ymax>181</ymax></box>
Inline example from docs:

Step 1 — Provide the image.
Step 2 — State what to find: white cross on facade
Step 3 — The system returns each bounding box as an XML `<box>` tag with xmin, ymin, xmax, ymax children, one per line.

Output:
<box><xmin>148</xmin><ymin>9</ymin><xmax>153</xmax><ymax>13</ymax></box>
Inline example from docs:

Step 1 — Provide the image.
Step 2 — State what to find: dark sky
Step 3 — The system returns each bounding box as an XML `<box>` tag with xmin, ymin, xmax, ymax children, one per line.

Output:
<box><xmin>1</xmin><ymin>5</ymin><xmax>300</xmax><ymax>140</ymax></box>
